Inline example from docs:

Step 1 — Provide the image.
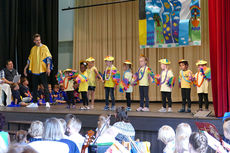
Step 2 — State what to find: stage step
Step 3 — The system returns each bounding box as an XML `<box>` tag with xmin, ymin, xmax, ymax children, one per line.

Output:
<box><xmin>8</xmin><ymin>120</ymin><xmax>32</xmax><ymax>131</ymax></box>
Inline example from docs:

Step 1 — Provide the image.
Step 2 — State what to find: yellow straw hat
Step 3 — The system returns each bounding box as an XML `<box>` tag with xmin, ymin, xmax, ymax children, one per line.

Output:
<box><xmin>178</xmin><ymin>59</ymin><xmax>188</xmax><ymax>64</ymax></box>
<box><xmin>123</xmin><ymin>60</ymin><xmax>132</xmax><ymax>65</ymax></box>
<box><xmin>104</xmin><ymin>56</ymin><xmax>114</xmax><ymax>61</ymax></box>
<box><xmin>196</xmin><ymin>60</ymin><xmax>207</xmax><ymax>66</ymax></box>
<box><xmin>63</xmin><ymin>68</ymin><xmax>72</xmax><ymax>73</ymax></box>
<box><xmin>86</xmin><ymin>57</ymin><xmax>95</xmax><ymax>62</ymax></box>
<box><xmin>159</xmin><ymin>59</ymin><xmax>171</xmax><ymax>64</ymax></box>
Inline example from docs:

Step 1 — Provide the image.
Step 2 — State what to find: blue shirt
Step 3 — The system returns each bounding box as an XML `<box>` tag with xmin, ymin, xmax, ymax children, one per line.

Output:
<box><xmin>58</xmin><ymin>139</ymin><xmax>80</xmax><ymax>153</ymax></box>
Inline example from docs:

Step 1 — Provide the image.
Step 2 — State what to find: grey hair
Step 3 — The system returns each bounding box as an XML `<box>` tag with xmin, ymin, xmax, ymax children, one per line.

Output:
<box><xmin>67</xmin><ymin>118</ymin><xmax>82</xmax><ymax>132</ymax></box>
<box><xmin>42</xmin><ymin>117</ymin><xmax>64</xmax><ymax>141</ymax></box>
<box><xmin>59</xmin><ymin>118</ymin><xmax>67</xmax><ymax>131</ymax></box>
<box><xmin>28</xmin><ymin>120</ymin><xmax>43</xmax><ymax>138</ymax></box>
<box><xmin>189</xmin><ymin>132</ymin><xmax>208</xmax><ymax>153</ymax></box>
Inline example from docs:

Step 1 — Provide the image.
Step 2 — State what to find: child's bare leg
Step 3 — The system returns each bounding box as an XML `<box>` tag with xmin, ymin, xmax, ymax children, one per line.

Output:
<box><xmin>20</xmin><ymin>102</ymin><xmax>28</xmax><ymax>106</ymax></box>
<box><xmin>91</xmin><ymin>91</ymin><xmax>95</xmax><ymax>109</ymax></box>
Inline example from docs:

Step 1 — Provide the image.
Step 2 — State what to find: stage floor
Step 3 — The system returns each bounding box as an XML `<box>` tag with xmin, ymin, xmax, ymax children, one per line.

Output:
<box><xmin>0</xmin><ymin>102</ymin><xmax>216</xmax><ymax>119</ymax></box>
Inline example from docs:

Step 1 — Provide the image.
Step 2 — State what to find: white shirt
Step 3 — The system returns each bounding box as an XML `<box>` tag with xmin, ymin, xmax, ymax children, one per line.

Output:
<box><xmin>29</xmin><ymin>141</ymin><xmax>69</xmax><ymax>153</ymax></box>
<box><xmin>68</xmin><ymin>133</ymin><xmax>85</xmax><ymax>151</ymax></box>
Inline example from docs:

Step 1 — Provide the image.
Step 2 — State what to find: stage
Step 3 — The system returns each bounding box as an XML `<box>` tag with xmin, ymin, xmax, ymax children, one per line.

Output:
<box><xmin>0</xmin><ymin>102</ymin><xmax>222</xmax><ymax>152</ymax></box>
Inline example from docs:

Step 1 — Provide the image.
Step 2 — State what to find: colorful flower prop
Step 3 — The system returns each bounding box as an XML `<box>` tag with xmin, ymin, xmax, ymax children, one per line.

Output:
<box><xmin>132</xmin><ymin>72</ymin><xmax>139</xmax><ymax>86</ymax></box>
<box><xmin>200</xmin><ymin>67</ymin><xmax>211</xmax><ymax>81</ymax></box>
<box><xmin>119</xmin><ymin>78</ymin><xmax>130</xmax><ymax>93</ymax></box>
<box><xmin>147</xmin><ymin>67</ymin><xmax>155</xmax><ymax>82</ymax></box>
<box><xmin>155</xmin><ymin>74</ymin><xmax>161</xmax><ymax>86</ymax></box>
<box><xmin>56</xmin><ymin>70</ymin><xmax>79</xmax><ymax>84</ymax></box>
<box><xmin>112</xmin><ymin>70</ymin><xmax>120</xmax><ymax>86</ymax></box>
<box><xmin>75</xmin><ymin>74</ymin><xmax>88</xmax><ymax>84</ymax></box>
<box><xmin>167</xmin><ymin>77</ymin><xmax>176</xmax><ymax>88</ymax></box>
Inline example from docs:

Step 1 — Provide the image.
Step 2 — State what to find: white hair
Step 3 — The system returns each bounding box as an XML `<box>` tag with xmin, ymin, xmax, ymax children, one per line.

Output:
<box><xmin>67</xmin><ymin>118</ymin><xmax>82</xmax><ymax>133</ymax></box>
<box><xmin>28</xmin><ymin>120</ymin><xmax>43</xmax><ymax>138</ymax></box>
<box><xmin>158</xmin><ymin>125</ymin><xmax>175</xmax><ymax>144</ymax></box>
<box><xmin>175</xmin><ymin>123</ymin><xmax>192</xmax><ymax>153</ymax></box>
<box><xmin>42</xmin><ymin>117</ymin><xmax>64</xmax><ymax>141</ymax></box>
<box><xmin>59</xmin><ymin>118</ymin><xmax>67</xmax><ymax>131</ymax></box>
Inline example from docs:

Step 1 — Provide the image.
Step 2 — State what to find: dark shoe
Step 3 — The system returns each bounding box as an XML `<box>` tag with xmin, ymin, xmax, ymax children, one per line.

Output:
<box><xmin>178</xmin><ymin>108</ymin><xmax>185</xmax><ymax>113</ymax></box>
<box><xmin>104</xmin><ymin>105</ymin><xmax>110</xmax><ymax>111</ymax></box>
<box><xmin>186</xmin><ymin>108</ymin><xmax>191</xmax><ymax>113</ymax></box>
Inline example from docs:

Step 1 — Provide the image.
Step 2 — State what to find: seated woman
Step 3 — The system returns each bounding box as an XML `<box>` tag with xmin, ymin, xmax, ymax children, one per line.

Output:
<box><xmin>29</xmin><ymin>117</ymin><xmax>79</xmax><ymax>153</ymax></box>
<box><xmin>28</xmin><ymin>121</ymin><xmax>43</xmax><ymax>142</ymax></box>
<box><xmin>112</xmin><ymin>107</ymin><xmax>135</xmax><ymax>142</ymax></box>
<box><xmin>0</xmin><ymin>113</ymin><xmax>10</xmax><ymax>150</ymax></box>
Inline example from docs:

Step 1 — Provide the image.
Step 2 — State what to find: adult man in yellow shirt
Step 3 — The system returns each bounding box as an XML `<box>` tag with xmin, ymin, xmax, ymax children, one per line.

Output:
<box><xmin>24</xmin><ymin>34</ymin><xmax>52</xmax><ymax>107</ymax></box>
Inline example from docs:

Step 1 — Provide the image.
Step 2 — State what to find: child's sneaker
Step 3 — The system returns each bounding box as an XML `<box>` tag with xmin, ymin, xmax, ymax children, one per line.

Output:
<box><xmin>110</xmin><ymin>106</ymin><xmax>116</xmax><ymax>111</ymax></box>
<box><xmin>186</xmin><ymin>108</ymin><xmax>191</xmax><ymax>113</ymax></box>
<box><xmin>72</xmin><ymin>105</ymin><xmax>76</xmax><ymax>109</ymax></box>
<box><xmin>178</xmin><ymin>108</ymin><xmax>185</xmax><ymax>113</ymax></box>
<box><xmin>104</xmin><ymin>105</ymin><xmax>110</xmax><ymax>111</ymax></box>
<box><xmin>46</xmin><ymin>102</ymin><xmax>50</xmax><ymax>108</ymax></box>
<box><xmin>158</xmin><ymin>107</ymin><xmax>167</xmax><ymax>112</ymax></box>
<box><xmin>142</xmin><ymin>107</ymin><xmax>150</xmax><ymax>112</ymax></box>
<box><xmin>85</xmin><ymin>106</ymin><xmax>90</xmax><ymax>110</ymax></box>
<box><xmin>168</xmin><ymin>107</ymin><xmax>173</xmax><ymax>112</ymax></box>
<box><xmin>80</xmin><ymin>106</ymin><xmax>86</xmax><ymax>110</ymax></box>
<box><xmin>126</xmin><ymin>107</ymin><xmax>132</xmax><ymax>111</ymax></box>
<box><xmin>136</xmin><ymin>107</ymin><xmax>143</xmax><ymax>112</ymax></box>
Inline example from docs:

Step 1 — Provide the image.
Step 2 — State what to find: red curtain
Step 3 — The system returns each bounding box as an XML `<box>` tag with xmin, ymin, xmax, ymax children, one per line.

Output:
<box><xmin>209</xmin><ymin>0</ymin><xmax>230</xmax><ymax>117</ymax></box>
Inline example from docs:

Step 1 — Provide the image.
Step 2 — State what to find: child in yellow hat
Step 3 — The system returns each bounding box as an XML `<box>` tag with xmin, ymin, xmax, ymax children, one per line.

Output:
<box><xmin>133</xmin><ymin>55</ymin><xmax>155</xmax><ymax>112</ymax></box>
<box><xmin>120</xmin><ymin>60</ymin><xmax>133</xmax><ymax>111</ymax></box>
<box><xmin>178</xmin><ymin>59</ymin><xmax>193</xmax><ymax>113</ymax></box>
<box><xmin>194</xmin><ymin>60</ymin><xmax>211</xmax><ymax>111</ymax></box>
<box><xmin>86</xmin><ymin>57</ymin><xmax>103</xmax><ymax>109</ymax></box>
<box><xmin>157</xmin><ymin>59</ymin><xmax>175</xmax><ymax>113</ymax></box>
<box><xmin>103</xmin><ymin>56</ymin><xmax>120</xmax><ymax>111</ymax></box>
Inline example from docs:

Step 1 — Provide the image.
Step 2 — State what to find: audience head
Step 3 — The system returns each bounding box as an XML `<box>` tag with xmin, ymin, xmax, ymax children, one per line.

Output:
<box><xmin>6</xmin><ymin>59</ymin><xmax>14</xmax><ymax>70</ymax></box>
<box><xmin>28</xmin><ymin>121</ymin><xmax>43</xmax><ymax>138</ymax></box>
<box><xmin>158</xmin><ymin>125</ymin><xmax>175</xmax><ymax>145</ymax></box>
<box><xmin>59</xmin><ymin>118</ymin><xmax>67</xmax><ymax>132</ymax></box>
<box><xmin>0</xmin><ymin>113</ymin><xmax>5</xmax><ymax>131</ymax></box>
<box><xmin>8</xmin><ymin>144</ymin><xmax>38</xmax><ymax>153</ymax></box>
<box><xmin>189</xmin><ymin>132</ymin><xmax>208</xmax><ymax>153</ymax></box>
<box><xmin>98</xmin><ymin>114</ymin><xmax>110</xmax><ymax>131</ymax></box>
<box><xmin>42</xmin><ymin>117</ymin><xmax>64</xmax><ymax>141</ymax></box>
<box><xmin>115</xmin><ymin>107</ymin><xmax>129</xmax><ymax>123</ymax></box>
<box><xmin>175</xmin><ymin>123</ymin><xmax>192</xmax><ymax>153</ymax></box>
<box><xmin>33</xmin><ymin>33</ymin><xmax>41</xmax><ymax>46</ymax></box>
<box><xmin>64</xmin><ymin>114</ymin><xmax>76</xmax><ymax>123</ymax></box>
<box><xmin>139</xmin><ymin>54</ymin><xmax>148</xmax><ymax>67</ymax></box>
<box><xmin>66</xmin><ymin>118</ymin><xmax>82</xmax><ymax>136</ymax></box>
<box><xmin>16</xmin><ymin>130</ymin><xmax>28</xmax><ymax>144</ymax></box>
<box><xmin>223</xmin><ymin>120</ymin><xmax>230</xmax><ymax>140</ymax></box>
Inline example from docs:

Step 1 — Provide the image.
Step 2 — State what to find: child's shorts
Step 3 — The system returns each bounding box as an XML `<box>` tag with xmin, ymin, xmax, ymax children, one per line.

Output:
<box><xmin>88</xmin><ymin>86</ymin><xmax>96</xmax><ymax>91</ymax></box>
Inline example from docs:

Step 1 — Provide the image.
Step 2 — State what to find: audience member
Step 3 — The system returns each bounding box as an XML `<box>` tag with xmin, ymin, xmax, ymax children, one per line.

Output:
<box><xmin>158</xmin><ymin>125</ymin><xmax>175</xmax><ymax>153</ymax></box>
<box><xmin>189</xmin><ymin>132</ymin><xmax>208</xmax><ymax>153</ymax></box>
<box><xmin>28</xmin><ymin>121</ymin><xmax>43</xmax><ymax>142</ymax></box>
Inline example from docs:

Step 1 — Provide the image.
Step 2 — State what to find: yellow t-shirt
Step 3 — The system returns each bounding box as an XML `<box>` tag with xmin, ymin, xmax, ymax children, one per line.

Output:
<box><xmin>87</xmin><ymin>66</ymin><xmax>97</xmax><ymax>87</ymax></box>
<box><xmin>28</xmin><ymin>44</ymin><xmax>52</xmax><ymax>74</ymax></box>
<box><xmin>78</xmin><ymin>71</ymin><xmax>88</xmax><ymax>92</ymax></box>
<box><xmin>160</xmin><ymin>69</ymin><xmax>174</xmax><ymax>92</ymax></box>
<box><xmin>195</xmin><ymin>72</ymin><xmax>209</xmax><ymax>93</ymax></box>
<box><xmin>138</xmin><ymin>66</ymin><xmax>149</xmax><ymax>86</ymax></box>
<box><xmin>179</xmin><ymin>70</ymin><xmax>193</xmax><ymax>88</ymax></box>
<box><xmin>63</xmin><ymin>77</ymin><xmax>74</xmax><ymax>92</ymax></box>
<box><xmin>104</xmin><ymin>65</ymin><xmax>117</xmax><ymax>88</ymax></box>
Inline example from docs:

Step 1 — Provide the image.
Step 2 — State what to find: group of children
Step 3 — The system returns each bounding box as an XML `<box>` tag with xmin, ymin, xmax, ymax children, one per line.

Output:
<box><xmin>10</xmin><ymin>55</ymin><xmax>211</xmax><ymax>113</ymax></box>
<box><xmin>56</xmin><ymin>54</ymin><xmax>211</xmax><ymax>113</ymax></box>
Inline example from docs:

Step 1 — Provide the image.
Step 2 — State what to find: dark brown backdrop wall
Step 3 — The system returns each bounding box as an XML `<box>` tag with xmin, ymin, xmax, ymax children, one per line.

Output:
<box><xmin>0</xmin><ymin>0</ymin><xmax>58</xmax><ymax>84</ymax></box>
